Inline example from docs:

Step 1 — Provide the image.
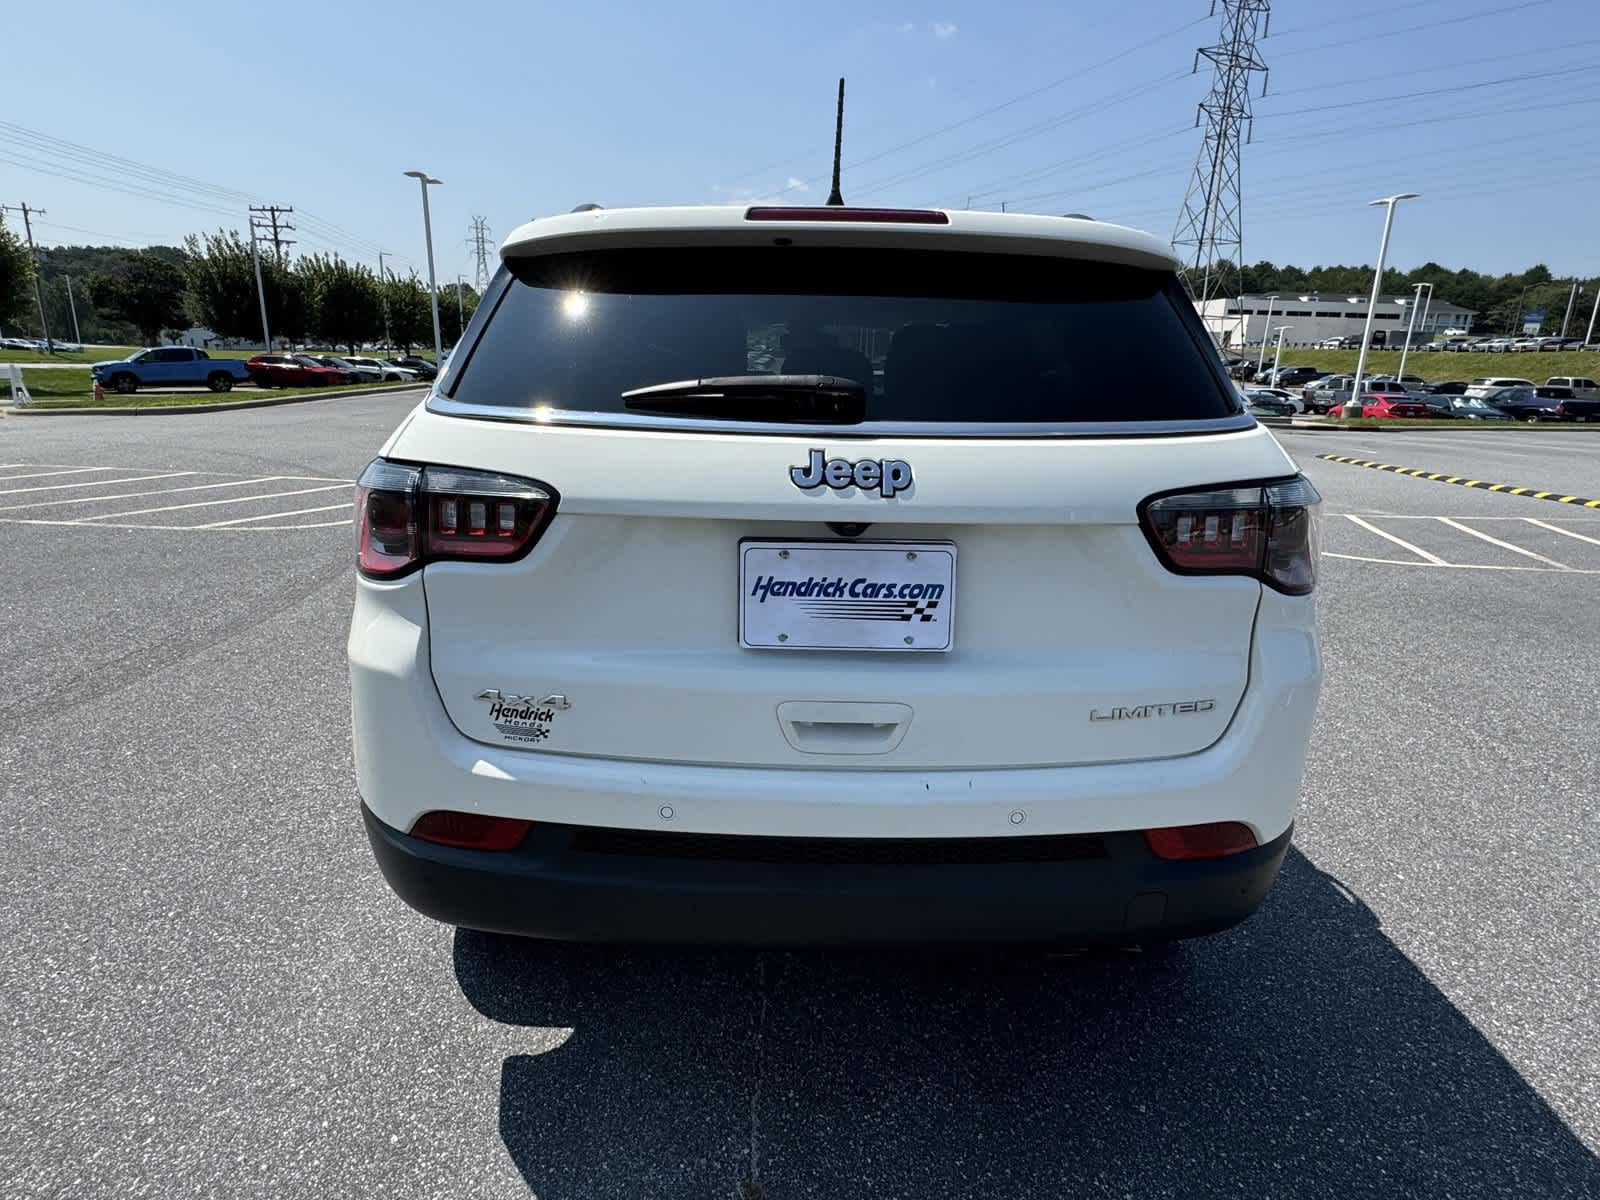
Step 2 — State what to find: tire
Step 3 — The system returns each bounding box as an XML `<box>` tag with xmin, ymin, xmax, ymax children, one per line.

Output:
<box><xmin>206</xmin><ymin>372</ymin><xmax>233</xmax><ymax>393</ymax></box>
<box><xmin>111</xmin><ymin>373</ymin><xmax>138</xmax><ymax>395</ymax></box>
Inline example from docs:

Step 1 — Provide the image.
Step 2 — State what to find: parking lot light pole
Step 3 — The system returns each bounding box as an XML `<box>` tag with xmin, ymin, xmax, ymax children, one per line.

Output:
<box><xmin>1585</xmin><ymin>285</ymin><xmax>1600</xmax><ymax>348</ymax></box>
<box><xmin>1397</xmin><ymin>282</ymin><xmax>1428</xmax><ymax>380</ymax></box>
<box><xmin>1417</xmin><ymin>281</ymin><xmax>1434</xmax><ymax>344</ymax></box>
<box><xmin>1272</xmin><ymin>325</ymin><xmax>1292</xmax><ymax>383</ymax></box>
<box><xmin>404</xmin><ymin>171</ymin><xmax>445</xmax><ymax>366</ymax></box>
<box><xmin>1345</xmin><ymin>193</ymin><xmax>1420</xmax><ymax>418</ymax></box>
<box><xmin>1255</xmin><ymin>294</ymin><xmax>1278</xmax><ymax>376</ymax></box>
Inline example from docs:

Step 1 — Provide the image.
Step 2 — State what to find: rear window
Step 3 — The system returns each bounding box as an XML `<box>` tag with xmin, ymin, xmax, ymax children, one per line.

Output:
<box><xmin>445</xmin><ymin>248</ymin><xmax>1236</xmax><ymax>425</ymax></box>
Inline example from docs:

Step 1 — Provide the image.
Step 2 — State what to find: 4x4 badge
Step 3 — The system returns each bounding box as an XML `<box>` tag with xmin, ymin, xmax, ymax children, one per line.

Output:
<box><xmin>790</xmin><ymin>449</ymin><xmax>913</xmax><ymax>498</ymax></box>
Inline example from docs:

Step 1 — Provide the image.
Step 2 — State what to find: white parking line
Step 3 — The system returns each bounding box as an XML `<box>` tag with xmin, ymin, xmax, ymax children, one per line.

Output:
<box><xmin>78</xmin><ymin>484</ymin><xmax>350</xmax><ymax>522</ymax></box>
<box><xmin>1523</xmin><ymin>517</ymin><xmax>1600</xmax><ymax>547</ymax></box>
<box><xmin>0</xmin><ymin>466</ymin><xmax>130</xmax><ymax>482</ymax></box>
<box><xmin>0</xmin><ymin>517</ymin><xmax>346</xmax><ymax>531</ymax></box>
<box><xmin>1323</xmin><ymin>552</ymin><xmax>1600</xmax><ymax>574</ymax></box>
<box><xmin>1344</xmin><ymin>515</ymin><xmax>1446</xmax><ymax>565</ymax></box>
<box><xmin>1434</xmin><ymin>517</ymin><xmax>1571</xmax><ymax>569</ymax></box>
<box><xmin>0</xmin><ymin>476</ymin><xmax>287</xmax><ymax>513</ymax></box>
<box><xmin>198</xmin><ymin>503</ymin><xmax>348</xmax><ymax>527</ymax></box>
<box><xmin>0</xmin><ymin>471</ymin><xmax>195</xmax><ymax>496</ymax></box>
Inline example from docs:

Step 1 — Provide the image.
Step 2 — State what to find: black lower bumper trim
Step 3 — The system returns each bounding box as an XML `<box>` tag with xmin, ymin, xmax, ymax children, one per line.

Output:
<box><xmin>361</xmin><ymin>804</ymin><xmax>1291</xmax><ymax>946</ymax></box>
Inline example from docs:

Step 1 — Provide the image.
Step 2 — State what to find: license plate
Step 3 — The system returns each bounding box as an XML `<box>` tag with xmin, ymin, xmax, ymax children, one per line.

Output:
<box><xmin>739</xmin><ymin>541</ymin><xmax>956</xmax><ymax>651</ymax></box>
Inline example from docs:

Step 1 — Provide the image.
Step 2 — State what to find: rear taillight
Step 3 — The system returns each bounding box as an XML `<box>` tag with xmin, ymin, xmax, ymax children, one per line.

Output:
<box><xmin>1140</xmin><ymin>476</ymin><xmax>1320</xmax><ymax>595</ymax></box>
<box><xmin>1144</xmin><ymin>822</ymin><xmax>1258</xmax><ymax>861</ymax></box>
<box><xmin>411</xmin><ymin>810</ymin><xmax>532</xmax><ymax>851</ymax></box>
<box><xmin>355</xmin><ymin>459</ymin><xmax>557</xmax><ymax>579</ymax></box>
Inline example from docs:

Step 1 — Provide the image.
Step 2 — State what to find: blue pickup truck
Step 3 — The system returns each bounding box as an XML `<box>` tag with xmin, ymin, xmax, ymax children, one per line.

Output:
<box><xmin>90</xmin><ymin>347</ymin><xmax>254</xmax><ymax>394</ymax></box>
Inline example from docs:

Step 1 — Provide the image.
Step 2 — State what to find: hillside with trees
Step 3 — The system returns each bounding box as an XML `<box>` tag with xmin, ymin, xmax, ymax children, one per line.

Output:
<box><xmin>1219</xmin><ymin>259</ymin><xmax>1582</xmax><ymax>335</ymax></box>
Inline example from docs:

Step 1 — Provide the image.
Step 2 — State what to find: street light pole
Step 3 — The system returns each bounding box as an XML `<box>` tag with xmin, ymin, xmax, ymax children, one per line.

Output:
<box><xmin>1345</xmin><ymin>192</ymin><xmax>1420</xmax><ymax>418</ymax></box>
<box><xmin>1417</xmin><ymin>281</ymin><xmax>1434</xmax><ymax>343</ymax></box>
<box><xmin>377</xmin><ymin>252</ymin><xmax>391</xmax><ymax>353</ymax></box>
<box><xmin>1255</xmin><ymin>294</ymin><xmax>1278</xmax><ymax>378</ymax></box>
<box><xmin>1561</xmin><ymin>280</ymin><xmax>1580</xmax><ymax>337</ymax></box>
<box><xmin>456</xmin><ymin>274</ymin><xmax>465</xmax><ymax>334</ymax></box>
<box><xmin>1397</xmin><ymin>282</ymin><xmax>1426</xmax><ymax>381</ymax></box>
<box><xmin>404</xmin><ymin>170</ymin><xmax>444</xmax><ymax>366</ymax></box>
<box><xmin>1586</xmin><ymin>284</ymin><xmax>1600</xmax><ymax>348</ymax></box>
<box><xmin>1272</xmin><ymin>324</ymin><xmax>1292</xmax><ymax>383</ymax></box>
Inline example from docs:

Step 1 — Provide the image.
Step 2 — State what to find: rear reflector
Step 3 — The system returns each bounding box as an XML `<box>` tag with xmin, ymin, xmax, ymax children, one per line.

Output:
<box><xmin>744</xmin><ymin>206</ymin><xmax>950</xmax><ymax>225</ymax></box>
<box><xmin>411</xmin><ymin>810</ymin><xmax>533</xmax><ymax>851</ymax></box>
<box><xmin>1144</xmin><ymin>822</ymin><xmax>1258</xmax><ymax>861</ymax></box>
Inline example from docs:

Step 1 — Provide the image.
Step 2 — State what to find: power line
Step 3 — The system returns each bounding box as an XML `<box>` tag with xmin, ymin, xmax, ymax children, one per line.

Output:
<box><xmin>1270</xmin><ymin>0</ymin><xmax>1555</xmax><ymax>59</ymax></box>
<box><xmin>1257</xmin><ymin>62</ymin><xmax>1597</xmax><ymax>120</ymax></box>
<box><xmin>752</xmin><ymin>11</ymin><xmax>1210</xmax><ymax>201</ymax></box>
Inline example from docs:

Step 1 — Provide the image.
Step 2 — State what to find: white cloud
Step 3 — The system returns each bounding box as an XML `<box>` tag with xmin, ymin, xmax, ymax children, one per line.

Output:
<box><xmin>898</xmin><ymin>21</ymin><xmax>914</xmax><ymax>32</ymax></box>
<box><xmin>932</xmin><ymin>21</ymin><xmax>957</xmax><ymax>38</ymax></box>
<box><xmin>785</xmin><ymin>176</ymin><xmax>810</xmax><ymax>193</ymax></box>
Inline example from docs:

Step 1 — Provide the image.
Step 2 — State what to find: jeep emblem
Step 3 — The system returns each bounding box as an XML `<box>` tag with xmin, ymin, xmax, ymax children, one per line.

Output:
<box><xmin>790</xmin><ymin>448</ymin><xmax>913</xmax><ymax>499</ymax></box>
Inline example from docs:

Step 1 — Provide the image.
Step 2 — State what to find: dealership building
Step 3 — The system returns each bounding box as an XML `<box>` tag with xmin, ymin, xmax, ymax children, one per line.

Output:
<box><xmin>1195</xmin><ymin>293</ymin><xmax>1478</xmax><ymax>349</ymax></box>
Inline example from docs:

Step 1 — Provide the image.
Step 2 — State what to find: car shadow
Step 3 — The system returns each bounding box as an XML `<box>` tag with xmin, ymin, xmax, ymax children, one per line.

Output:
<box><xmin>453</xmin><ymin>848</ymin><xmax>1599</xmax><ymax>1199</ymax></box>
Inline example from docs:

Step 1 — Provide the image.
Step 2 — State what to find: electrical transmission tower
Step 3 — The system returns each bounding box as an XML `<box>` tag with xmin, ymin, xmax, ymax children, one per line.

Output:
<box><xmin>249</xmin><ymin>204</ymin><xmax>295</xmax><ymax>258</ymax></box>
<box><xmin>1172</xmin><ymin>1</ymin><xmax>1270</xmax><ymax>327</ymax></box>
<box><xmin>469</xmin><ymin>216</ymin><xmax>493</xmax><ymax>293</ymax></box>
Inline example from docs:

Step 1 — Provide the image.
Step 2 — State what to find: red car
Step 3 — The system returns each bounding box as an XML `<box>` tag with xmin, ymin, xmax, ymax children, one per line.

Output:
<box><xmin>1356</xmin><ymin>392</ymin><xmax>1430</xmax><ymax>419</ymax></box>
<box><xmin>247</xmin><ymin>353</ymin><xmax>349</xmax><ymax>388</ymax></box>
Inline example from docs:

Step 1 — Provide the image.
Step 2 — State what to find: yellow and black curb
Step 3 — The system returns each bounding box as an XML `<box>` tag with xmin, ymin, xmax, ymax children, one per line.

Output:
<box><xmin>1317</xmin><ymin>454</ymin><xmax>1600</xmax><ymax>508</ymax></box>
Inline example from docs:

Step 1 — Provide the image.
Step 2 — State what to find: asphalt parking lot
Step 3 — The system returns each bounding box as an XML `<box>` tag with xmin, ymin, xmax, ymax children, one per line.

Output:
<box><xmin>1</xmin><ymin>398</ymin><xmax>1596</xmax><ymax>1198</ymax></box>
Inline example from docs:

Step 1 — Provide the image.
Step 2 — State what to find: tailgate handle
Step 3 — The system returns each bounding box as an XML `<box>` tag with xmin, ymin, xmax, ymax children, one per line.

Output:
<box><xmin>777</xmin><ymin>701</ymin><xmax>912</xmax><ymax>755</ymax></box>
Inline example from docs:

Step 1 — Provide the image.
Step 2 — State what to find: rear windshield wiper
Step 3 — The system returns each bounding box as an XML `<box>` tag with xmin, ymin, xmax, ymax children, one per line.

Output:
<box><xmin>621</xmin><ymin>374</ymin><xmax>866</xmax><ymax>423</ymax></box>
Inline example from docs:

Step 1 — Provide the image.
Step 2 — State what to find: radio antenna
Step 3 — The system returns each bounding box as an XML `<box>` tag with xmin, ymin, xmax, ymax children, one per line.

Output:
<box><xmin>826</xmin><ymin>78</ymin><xmax>845</xmax><ymax>206</ymax></box>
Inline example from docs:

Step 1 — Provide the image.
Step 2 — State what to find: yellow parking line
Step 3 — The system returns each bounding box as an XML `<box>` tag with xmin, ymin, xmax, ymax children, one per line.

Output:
<box><xmin>1317</xmin><ymin>455</ymin><xmax>1599</xmax><ymax>510</ymax></box>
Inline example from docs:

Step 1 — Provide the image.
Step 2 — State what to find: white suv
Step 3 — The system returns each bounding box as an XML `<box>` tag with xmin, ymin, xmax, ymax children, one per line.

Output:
<box><xmin>348</xmin><ymin>205</ymin><xmax>1323</xmax><ymax>945</ymax></box>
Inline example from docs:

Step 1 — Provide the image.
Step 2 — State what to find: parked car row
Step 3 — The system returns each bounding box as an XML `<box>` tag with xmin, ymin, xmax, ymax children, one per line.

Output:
<box><xmin>247</xmin><ymin>353</ymin><xmax>435</xmax><ymax>387</ymax></box>
<box><xmin>83</xmin><ymin>346</ymin><xmax>442</xmax><ymax>394</ymax></box>
<box><xmin>1237</xmin><ymin>366</ymin><xmax>1600</xmax><ymax>422</ymax></box>
<box><xmin>2</xmin><ymin>336</ymin><xmax>85</xmax><ymax>352</ymax></box>
<box><xmin>1421</xmin><ymin>336</ymin><xmax>1590</xmax><ymax>352</ymax></box>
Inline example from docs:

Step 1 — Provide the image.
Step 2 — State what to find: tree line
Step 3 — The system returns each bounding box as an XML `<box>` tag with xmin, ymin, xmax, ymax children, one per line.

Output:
<box><xmin>0</xmin><ymin>218</ymin><xmax>478</xmax><ymax>352</ymax></box>
<box><xmin>1219</xmin><ymin>259</ymin><xmax>1589</xmax><ymax>336</ymax></box>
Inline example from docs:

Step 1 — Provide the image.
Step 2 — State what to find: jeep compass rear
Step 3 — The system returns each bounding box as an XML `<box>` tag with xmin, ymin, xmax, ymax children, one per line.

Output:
<box><xmin>348</xmin><ymin>205</ymin><xmax>1321</xmax><ymax>944</ymax></box>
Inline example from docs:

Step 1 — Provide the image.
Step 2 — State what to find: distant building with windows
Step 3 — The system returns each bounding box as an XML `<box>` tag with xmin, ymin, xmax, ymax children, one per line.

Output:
<box><xmin>1195</xmin><ymin>293</ymin><xmax>1477</xmax><ymax>348</ymax></box>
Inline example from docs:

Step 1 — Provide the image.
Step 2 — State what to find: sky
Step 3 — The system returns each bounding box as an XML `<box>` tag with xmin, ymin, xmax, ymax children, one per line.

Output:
<box><xmin>6</xmin><ymin>0</ymin><xmax>1598</xmax><ymax>283</ymax></box>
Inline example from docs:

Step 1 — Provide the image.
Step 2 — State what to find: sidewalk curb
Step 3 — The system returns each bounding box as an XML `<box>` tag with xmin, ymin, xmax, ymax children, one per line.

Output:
<box><xmin>5</xmin><ymin>383</ymin><xmax>425</xmax><ymax>417</ymax></box>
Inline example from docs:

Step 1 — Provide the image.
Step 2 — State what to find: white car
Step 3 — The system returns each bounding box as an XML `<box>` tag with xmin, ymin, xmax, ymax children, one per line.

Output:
<box><xmin>348</xmin><ymin>205</ymin><xmax>1323</xmax><ymax>945</ymax></box>
<box><xmin>345</xmin><ymin>356</ymin><xmax>419</xmax><ymax>382</ymax></box>
<box><xmin>1464</xmin><ymin>375</ymin><xmax>1536</xmax><ymax>398</ymax></box>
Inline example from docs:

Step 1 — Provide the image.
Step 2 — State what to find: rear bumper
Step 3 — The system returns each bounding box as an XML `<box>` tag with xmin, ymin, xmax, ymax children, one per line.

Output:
<box><xmin>363</xmin><ymin>803</ymin><xmax>1292</xmax><ymax>945</ymax></box>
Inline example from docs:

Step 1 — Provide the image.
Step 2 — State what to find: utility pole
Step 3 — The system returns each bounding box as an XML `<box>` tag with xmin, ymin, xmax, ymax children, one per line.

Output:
<box><xmin>248</xmin><ymin>204</ymin><xmax>296</xmax><ymax>259</ymax></box>
<box><xmin>378</xmin><ymin>252</ymin><xmax>391</xmax><ymax>353</ymax></box>
<box><xmin>469</xmin><ymin>217</ymin><xmax>493</xmax><ymax>293</ymax></box>
<box><xmin>248</xmin><ymin>213</ymin><xmax>272</xmax><ymax>351</ymax></box>
<box><xmin>64</xmin><ymin>274</ymin><xmax>82</xmax><ymax>344</ymax></box>
<box><xmin>2</xmin><ymin>202</ymin><xmax>53</xmax><ymax>351</ymax></box>
<box><xmin>455</xmin><ymin>275</ymin><xmax>465</xmax><ymax>332</ymax></box>
<box><xmin>1172</xmin><ymin>1</ymin><xmax>1271</xmax><ymax>328</ymax></box>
